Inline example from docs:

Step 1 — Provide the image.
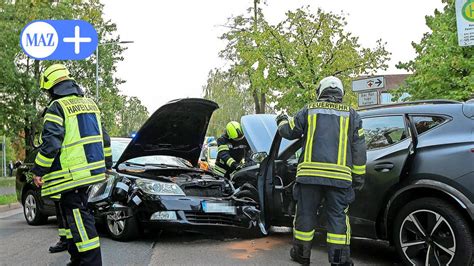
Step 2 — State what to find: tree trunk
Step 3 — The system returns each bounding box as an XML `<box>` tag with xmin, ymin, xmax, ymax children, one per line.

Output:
<box><xmin>24</xmin><ymin>60</ymin><xmax>40</xmax><ymax>157</ymax></box>
<box><xmin>253</xmin><ymin>90</ymin><xmax>261</xmax><ymax>114</ymax></box>
<box><xmin>260</xmin><ymin>93</ymin><xmax>266</xmax><ymax>114</ymax></box>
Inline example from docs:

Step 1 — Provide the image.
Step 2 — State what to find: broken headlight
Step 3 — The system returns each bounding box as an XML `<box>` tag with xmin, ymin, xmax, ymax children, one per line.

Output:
<box><xmin>135</xmin><ymin>178</ymin><xmax>185</xmax><ymax>196</ymax></box>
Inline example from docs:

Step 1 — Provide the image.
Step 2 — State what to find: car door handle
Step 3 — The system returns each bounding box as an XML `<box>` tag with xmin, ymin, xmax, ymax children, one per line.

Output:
<box><xmin>374</xmin><ymin>163</ymin><xmax>394</xmax><ymax>172</ymax></box>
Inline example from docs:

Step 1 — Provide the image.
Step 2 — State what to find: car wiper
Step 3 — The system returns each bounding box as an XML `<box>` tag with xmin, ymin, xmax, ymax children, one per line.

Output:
<box><xmin>123</xmin><ymin>161</ymin><xmax>146</xmax><ymax>167</ymax></box>
<box><xmin>146</xmin><ymin>163</ymin><xmax>189</xmax><ymax>169</ymax></box>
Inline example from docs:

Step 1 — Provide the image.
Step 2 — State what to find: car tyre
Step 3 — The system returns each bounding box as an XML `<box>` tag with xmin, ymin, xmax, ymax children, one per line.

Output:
<box><xmin>23</xmin><ymin>189</ymin><xmax>48</xmax><ymax>225</ymax></box>
<box><xmin>393</xmin><ymin>197</ymin><xmax>473</xmax><ymax>266</ymax></box>
<box><xmin>105</xmin><ymin>208</ymin><xmax>140</xmax><ymax>241</ymax></box>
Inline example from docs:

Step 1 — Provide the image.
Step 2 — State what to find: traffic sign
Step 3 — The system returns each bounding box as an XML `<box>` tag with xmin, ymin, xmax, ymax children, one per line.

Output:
<box><xmin>456</xmin><ymin>0</ymin><xmax>474</xmax><ymax>46</ymax></box>
<box><xmin>358</xmin><ymin>91</ymin><xmax>378</xmax><ymax>106</ymax></box>
<box><xmin>352</xmin><ymin>76</ymin><xmax>384</xmax><ymax>92</ymax></box>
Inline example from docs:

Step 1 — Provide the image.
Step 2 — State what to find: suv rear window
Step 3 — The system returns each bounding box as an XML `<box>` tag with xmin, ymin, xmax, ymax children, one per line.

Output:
<box><xmin>411</xmin><ymin>116</ymin><xmax>446</xmax><ymax>135</ymax></box>
<box><xmin>363</xmin><ymin>116</ymin><xmax>408</xmax><ymax>150</ymax></box>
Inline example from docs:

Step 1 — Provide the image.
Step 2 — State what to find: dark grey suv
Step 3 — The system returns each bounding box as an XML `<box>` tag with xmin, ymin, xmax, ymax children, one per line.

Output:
<box><xmin>234</xmin><ymin>100</ymin><xmax>474</xmax><ymax>265</ymax></box>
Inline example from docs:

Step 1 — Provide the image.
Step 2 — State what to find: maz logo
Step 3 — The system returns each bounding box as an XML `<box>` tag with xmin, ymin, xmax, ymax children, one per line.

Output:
<box><xmin>25</xmin><ymin>33</ymin><xmax>56</xmax><ymax>47</ymax></box>
<box><xmin>20</xmin><ymin>20</ymin><xmax>98</xmax><ymax>60</ymax></box>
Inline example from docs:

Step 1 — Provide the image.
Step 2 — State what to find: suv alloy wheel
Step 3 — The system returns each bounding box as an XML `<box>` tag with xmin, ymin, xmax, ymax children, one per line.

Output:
<box><xmin>393</xmin><ymin>197</ymin><xmax>473</xmax><ymax>265</ymax></box>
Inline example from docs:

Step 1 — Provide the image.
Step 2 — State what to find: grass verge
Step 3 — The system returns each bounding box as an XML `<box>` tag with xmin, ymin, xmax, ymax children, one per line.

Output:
<box><xmin>0</xmin><ymin>194</ymin><xmax>17</xmax><ymax>205</ymax></box>
<box><xmin>0</xmin><ymin>177</ymin><xmax>15</xmax><ymax>187</ymax></box>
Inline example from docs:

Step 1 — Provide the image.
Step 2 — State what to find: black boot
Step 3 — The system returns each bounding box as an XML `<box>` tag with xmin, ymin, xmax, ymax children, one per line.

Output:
<box><xmin>290</xmin><ymin>243</ymin><xmax>310</xmax><ymax>265</ymax></box>
<box><xmin>49</xmin><ymin>238</ymin><xmax>68</xmax><ymax>253</ymax></box>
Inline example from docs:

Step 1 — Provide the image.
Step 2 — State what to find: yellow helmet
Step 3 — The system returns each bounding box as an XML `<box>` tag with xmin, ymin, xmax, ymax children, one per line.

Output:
<box><xmin>226</xmin><ymin>121</ymin><xmax>244</xmax><ymax>140</ymax></box>
<box><xmin>39</xmin><ymin>64</ymin><xmax>73</xmax><ymax>90</ymax></box>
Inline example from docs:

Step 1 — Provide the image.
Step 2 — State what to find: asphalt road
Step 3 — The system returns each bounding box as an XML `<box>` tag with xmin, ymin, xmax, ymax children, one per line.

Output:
<box><xmin>0</xmin><ymin>208</ymin><xmax>400</xmax><ymax>265</ymax></box>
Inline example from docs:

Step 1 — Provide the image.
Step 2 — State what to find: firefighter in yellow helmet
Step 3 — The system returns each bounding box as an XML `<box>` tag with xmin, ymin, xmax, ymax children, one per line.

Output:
<box><xmin>32</xmin><ymin>64</ymin><xmax>112</xmax><ymax>265</ymax></box>
<box><xmin>213</xmin><ymin>121</ymin><xmax>249</xmax><ymax>177</ymax></box>
<box><xmin>277</xmin><ymin>76</ymin><xmax>367</xmax><ymax>266</ymax></box>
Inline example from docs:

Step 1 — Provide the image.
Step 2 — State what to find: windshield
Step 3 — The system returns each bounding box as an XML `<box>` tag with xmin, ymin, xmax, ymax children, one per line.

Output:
<box><xmin>111</xmin><ymin>138</ymin><xmax>190</xmax><ymax>168</ymax></box>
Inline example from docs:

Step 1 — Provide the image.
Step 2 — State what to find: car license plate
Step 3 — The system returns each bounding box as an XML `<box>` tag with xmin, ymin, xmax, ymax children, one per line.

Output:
<box><xmin>202</xmin><ymin>201</ymin><xmax>236</xmax><ymax>215</ymax></box>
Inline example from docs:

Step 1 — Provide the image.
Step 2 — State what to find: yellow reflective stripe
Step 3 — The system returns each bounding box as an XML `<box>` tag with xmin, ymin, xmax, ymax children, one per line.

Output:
<box><xmin>35</xmin><ymin>153</ymin><xmax>54</xmax><ymax>167</ymax></box>
<box><xmin>342</xmin><ymin>117</ymin><xmax>349</xmax><ymax>165</ymax></box>
<box><xmin>41</xmin><ymin>173</ymin><xmax>105</xmax><ymax>197</ymax></box>
<box><xmin>293</xmin><ymin>228</ymin><xmax>315</xmax><ymax>241</ymax></box>
<box><xmin>104</xmin><ymin>147</ymin><xmax>112</xmax><ymax>157</ymax></box>
<box><xmin>297</xmin><ymin>169</ymin><xmax>352</xmax><ymax>182</ymax></box>
<box><xmin>50</xmin><ymin>194</ymin><xmax>61</xmax><ymax>199</ymax></box>
<box><xmin>58</xmin><ymin>228</ymin><xmax>67</xmax><ymax>236</ymax></box>
<box><xmin>345</xmin><ymin>208</ymin><xmax>351</xmax><ymax>245</ymax></box>
<box><xmin>289</xmin><ymin>117</ymin><xmax>295</xmax><ymax>129</ymax></box>
<box><xmin>217</xmin><ymin>145</ymin><xmax>229</xmax><ymax>152</ymax></box>
<box><xmin>76</xmin><ymin>236</ymin><xmax>100</xmax><ymax>252</ymax></box>
<box><xmin>44</xmin><ymin>113</ymin><xmax>63</xmax><ymax>125</ymax></box>
<box><xmin>73</xmin><ymin>209</ymin><xmax>89</xmax><ymax>243</ymax></box>
<box><xmin>62</xmin><ymin>135</ymin><xmax>103</xmax><ymax>149</ymax></box>
<box><xmin>226</xmin><ymin>158</ymin><xmax>236</xmax><ymax>167</ymax></box>
<box><xmin>337</xmin><ymin>116</ymin><xmax>349</xmax><ymax>165</ymax></box>
<box><xmin>304</xmin><ymin>114</ymin><xmax>317</xmax><ymax>162</ymax></box>
<box><xmin>304</xmin><ymin>114</ymin><xmax>312</xmax><ymax>162</ymax></box>
<box><xmin>327</xmin><ymin>232</ymin><xmax>347</xmax><ymax>245</ymax></box>
<box><xmin>298</xmin><ymin>162</ymin><xmax>351</xmax><ymax>175</ymax></box>
<box><xmin>308</xmin><ymin>115</ymin><xmax>317</xmax><ymax>161</ymax></box>
<box><xmin>358</xmin><ymin>128</ymin><xmax>364</xmax><ymax>136</ymax></box>
<box><xmin>44</xmin><ymin>160</ymin><xmax>105</xmax><ymax>182</ymax></box>
<box><xmin>337</xmin><ymin>116</ymin><xmax>344</xmax><ymax>165</ymax></box>
<box><xmin>278</xmin><ymin>120</ymin><xmax>288</xmax><ymax>127</ymax></box>
<box><xmin>65</xmin><ymin>229</ymin><xmax>73</xmax><ymax>239</ymax></box>
<box><xmin>213</xmin><ymin>165</ymin><xmax>227</xmax><ymax>176</ymax></box>
<box><xmin>352</xmin><ymin>164</ymin><xmax>366</xmax><ymax>175</ymax></box>
<box><xmin>43</xmin><ymin>177</ymin><xmax>73</xmax><ymax>189</ymax></box>
<box><xmin>43</xmin><ymin>169</ymin><xmax>70</xmax><ymax>181</ymax></box>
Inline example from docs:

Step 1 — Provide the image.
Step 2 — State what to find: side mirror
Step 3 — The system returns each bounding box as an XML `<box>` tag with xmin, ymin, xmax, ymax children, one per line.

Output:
<box><xmin>251</xmin><ymin>152</ymin><xmax>268</xmax><ymax>163</ymax></box>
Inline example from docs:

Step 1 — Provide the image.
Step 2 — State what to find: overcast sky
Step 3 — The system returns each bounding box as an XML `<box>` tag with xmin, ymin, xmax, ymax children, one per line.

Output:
<box><xmin>100</xmin><ymin>0</ymin><xmax>445</xmax><ymax>113</ymax></box>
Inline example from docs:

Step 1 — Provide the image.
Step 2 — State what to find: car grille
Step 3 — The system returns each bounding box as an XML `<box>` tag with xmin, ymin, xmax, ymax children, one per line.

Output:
<box><xmin>184</xmin><ymin>212</ymin><xmax>242</xmax><ymax>226</ymax></box>
<box><xmin>182</xmin><ymin>187</ymin><xmax>224</xmax><ymax>197</ymax></box>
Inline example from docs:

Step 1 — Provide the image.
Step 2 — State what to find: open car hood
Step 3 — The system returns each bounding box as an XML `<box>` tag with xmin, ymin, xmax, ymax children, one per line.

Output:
<box><xmin>116</xmin><ymin>98</ymin><xmax>219</xmax><ymax>167</ymax></box>
<box><xmin>241</xmin><ymin>114</ymin><xmax>293</xmax><ymax>154</ymax></box>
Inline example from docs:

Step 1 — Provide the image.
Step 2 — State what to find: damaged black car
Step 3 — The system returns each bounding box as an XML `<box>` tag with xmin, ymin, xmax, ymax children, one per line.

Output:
<box><xmin>87</xmin><ymin>98</ymin><xmax>263</xmax><ymax>241</ymax></box>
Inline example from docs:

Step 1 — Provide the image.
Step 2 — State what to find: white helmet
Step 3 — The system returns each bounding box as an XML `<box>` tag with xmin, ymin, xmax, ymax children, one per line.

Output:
<box><xmin>317</xmin><ymin>76</ymin><xmax>344</xmax><ymax>99</ymax></box>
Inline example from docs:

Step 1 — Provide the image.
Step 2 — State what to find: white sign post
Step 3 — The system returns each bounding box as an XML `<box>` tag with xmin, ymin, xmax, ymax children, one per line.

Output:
<box><xmin>456</xmin><ymin>0</ymin><xmax>474</xmax><ymax>46</ymax></box>
<box><xmin>352</xmin><ymin>77</ymin><xmax>385</xmax><ymax>92</ymax></box>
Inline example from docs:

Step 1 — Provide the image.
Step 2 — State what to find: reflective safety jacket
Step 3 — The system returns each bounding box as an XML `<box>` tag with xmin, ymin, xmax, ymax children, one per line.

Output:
<box><xmin>278</xmin><ymin>101</ymin><xmax>367</xmax><ymax>188</ymax></box>
<box><xmin>31</xmin><ymin>95</ymin><xmax>112</xmax><ymax>197</ymax></box>
<box><xmin>214</xmin><ymin>134</ymin><xmax>249</xmax><ymax>177</ymax></box>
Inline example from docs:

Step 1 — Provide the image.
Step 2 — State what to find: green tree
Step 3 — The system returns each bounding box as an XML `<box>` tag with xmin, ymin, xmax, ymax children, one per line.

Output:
<box><xmin>203</xmin><ymin>70</ymin><xmax>254</xmax><ymax>136</ymax></box>
<box><xmin>219</xmin><ymin>7</ymin><xmax>390</xmax><ymax>114</ymax></box>
<box><xmin>397</xmin><ymin>0</ymin><xmax>474</xmax><ymax>101</ymax></box>
<box><xmin>0</xmin><ymin>0</ymin><xmax>130</xmax><ymax>156</ymax></box>
<box><xmin>118</xmin><ymin>96</ymin><xmax>149</xmax><ymax>137</ymax></box>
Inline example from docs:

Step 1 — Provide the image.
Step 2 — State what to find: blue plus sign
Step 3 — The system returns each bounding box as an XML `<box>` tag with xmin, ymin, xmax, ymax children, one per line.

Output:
<box><xmin>63</xmin><ymin>25</ymin><xmax>92</xmax><ymax>54</ymax></box>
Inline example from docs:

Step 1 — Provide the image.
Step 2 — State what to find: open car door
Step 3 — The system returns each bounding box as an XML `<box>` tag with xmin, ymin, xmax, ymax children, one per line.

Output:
<box><xmin>258</xmin><ymin>133</ymin><xmax>299</xmax><ymax>229</ymax></box>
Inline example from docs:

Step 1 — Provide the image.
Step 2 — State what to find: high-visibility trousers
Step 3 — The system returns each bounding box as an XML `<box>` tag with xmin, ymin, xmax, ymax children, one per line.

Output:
<box><xmin>60</xmin><ymin>187</ymin><xmax>102</xmax><ymax>266</ymax></box>
<box><xmin>53</xmin><ymin>200</ymin><xmax>68</xmax><ymax>240</ymax></box>
<box><xmin>292</xmin><ymin>183</ymin><xmax>355</xmax><ymax>264</ymax></box>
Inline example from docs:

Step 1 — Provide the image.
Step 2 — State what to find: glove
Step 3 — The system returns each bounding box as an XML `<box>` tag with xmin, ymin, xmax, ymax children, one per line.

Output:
<box><xmin>352</xmin><ymin>174</ymin><xmax>365</xmax><ymax>191</ymax></box>
<box><xmin>276</xmin><ymin>113</ymin><xmax>288</xmax><ymax>126</ymax></box>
